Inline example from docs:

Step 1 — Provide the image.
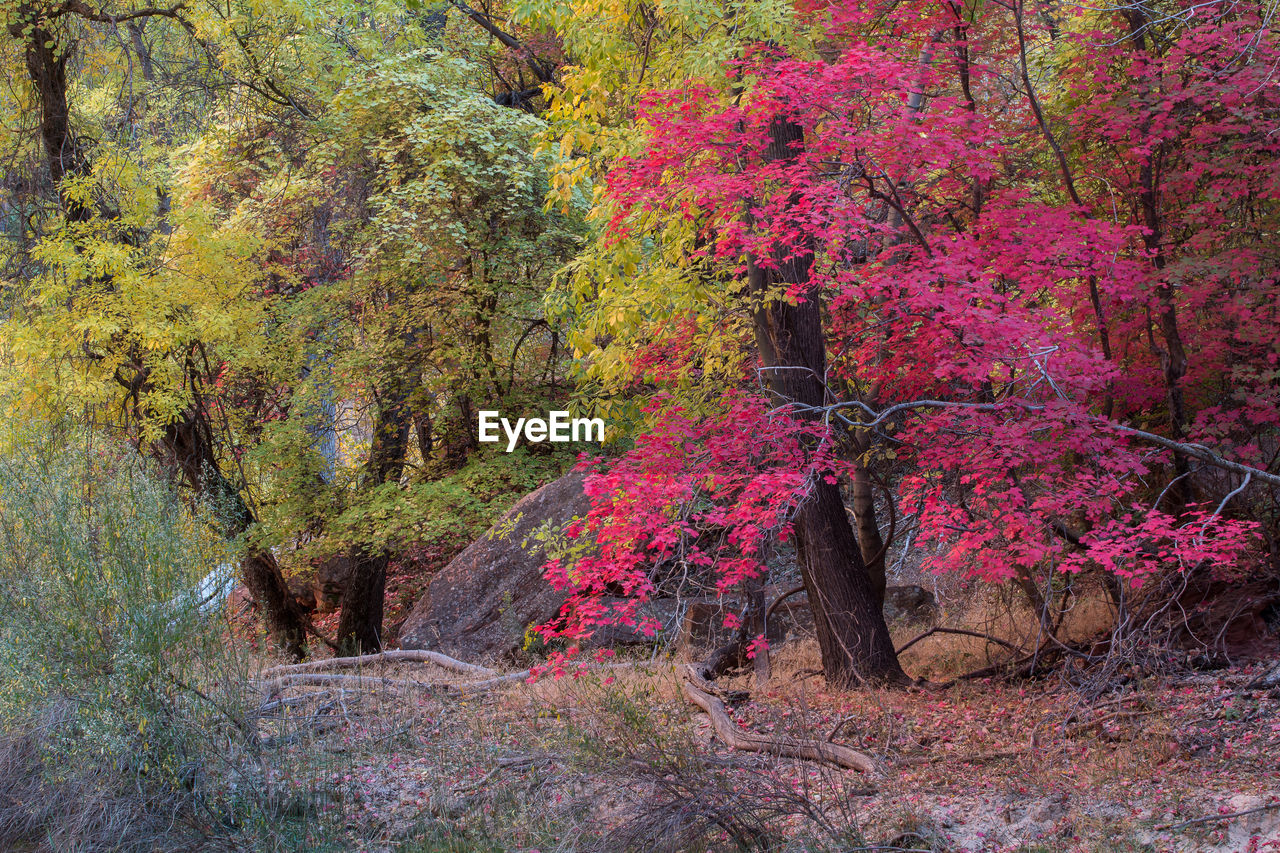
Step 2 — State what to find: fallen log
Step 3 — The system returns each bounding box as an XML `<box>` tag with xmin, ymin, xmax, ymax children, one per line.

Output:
<box><xmin>262</xmin><ymin>649</ymin><xmax>497</xmax><ymax>679</ymax></box>
<box><xmin>680</xmin><ymin>665</ymin><xmax>881</xmax><ymax>774</ymax></box>
<box><xmin>260</xmin><ymin>673</ymin><xmax>447</xmax><ymax>696</ymax></box>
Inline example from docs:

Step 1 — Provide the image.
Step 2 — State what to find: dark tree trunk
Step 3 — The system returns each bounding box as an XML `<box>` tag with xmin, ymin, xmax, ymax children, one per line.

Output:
<box><xmin>335</xmin><ymin>548</ymin><xmax>389</xmax><ymax>655</ymax></box>
<box><xmin>335</xmin><ymin>379</ymin><xmax>412</xmax><ymax>654</ymax></box>
<box><xmin>157</xmin><ymin>411</ymin><xmax>310</xmax><ymax>659</ymax></box>
<box><xmin>747</xmin><ymin>116</ymin><xmax>906</xmax><ymax>687</ymax></box>
<box><xmin>14</xmin><ymin>15</ymin><xmax>88</xmax><ymax>222</ymax></box>
<box><xmin>126</xmin><ymin>21</ymin><xmax>156</xmax><ymax>82</ymax></box>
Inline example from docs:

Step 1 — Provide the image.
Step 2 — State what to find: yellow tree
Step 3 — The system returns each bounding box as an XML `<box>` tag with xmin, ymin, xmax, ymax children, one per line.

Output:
<box><xmin>0</xmin><ymin>0</ymin><xmax>408</xmax><ymax>656</ymax></box>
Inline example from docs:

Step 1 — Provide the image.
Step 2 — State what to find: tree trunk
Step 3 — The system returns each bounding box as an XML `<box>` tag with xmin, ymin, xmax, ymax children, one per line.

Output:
<box><xmin>14</xmin><ymin>17</ymin><xmax>88</xmax><ymax>223</ymax></box>
<box><xmin>747</xmin><ymin>115</ymin><xmax>906</xmax><ymax>687</ymax></box>
<box><xmin>849</xmin><ymin>453</ymin><xmax>887</xmax><ymax>607</ymax></box>
<box><xmin>157</xmin><ymin>411</ymin><xmax>309</xmax><ymax>659</ymax></box>
<box><xmin>335</xmin><ymin>378</ymin><xmax>412</xmax><ymax>654</ymax></box>
<box><xmin>335</xmin><ymin>548</ymin><xmax>389</xmax><ymax>654</ymax></box>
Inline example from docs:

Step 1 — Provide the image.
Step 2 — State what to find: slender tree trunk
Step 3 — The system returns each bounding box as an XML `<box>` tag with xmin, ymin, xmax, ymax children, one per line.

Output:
<box><xmin>126</xmin><ymin>21</ymin><xmax>156</xmax><ymax>82</ymax></box>
<box><xmin>157</xmin><ymin>411</ymin><xmax>309</xmax><ymax>659</ymax></box>
<box><xmin>747</xmin><ymin>116</ymin><xmax>906</xmax><ymax>687</ymax></box>
<box><xmin>335</xmin><ymin>378</ymin><xmax>412</xmax><ymax>654</ymax></box>
<box><xmin>1123</xmin><ymin>9</ymin><xmax>1193</xmax><ymax>510</ymax></box>
<box><xmin>849</xmin><ymin>450</ymin><xmax>887</xmax><ymax>607</ymax></box>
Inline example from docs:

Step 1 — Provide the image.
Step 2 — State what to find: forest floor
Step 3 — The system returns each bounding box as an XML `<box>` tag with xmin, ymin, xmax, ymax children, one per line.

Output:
<box><xmin>242</xmin><ymin>634</ymin><xmax>1280</xmax><ymax>853</ymax></box>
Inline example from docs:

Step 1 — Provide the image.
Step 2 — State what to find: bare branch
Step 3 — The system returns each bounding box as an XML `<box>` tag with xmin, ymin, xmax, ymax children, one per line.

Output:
<box><xmin>896</xmin><ymin>626</ymin><xmax>1024</xmax><ymax>656</ymax></box>
<box><xmin>51</xmin><ymin>0</ymin><xmax>189</xmax><ymax>26</ymax></box>
<box><xmin>783</xmin><ymin>398</ymin><xmax>1280</xmax><ymax>489</ymax></box>
<box><xmin>447</xmin><ymin>0</ymin><xmax>558</xmax><ymax>84</ymax></box>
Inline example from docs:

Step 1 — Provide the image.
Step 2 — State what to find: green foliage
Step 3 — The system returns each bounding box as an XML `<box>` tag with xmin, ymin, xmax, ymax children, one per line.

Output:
<box><xmin>322</xmin><ymin>449</ymin><xmax>575</xmax><ymax>555</ymax></box>
<box><xmin>0</xmin><ymin>426</ymin><xmax>233</xmax><ymax>727</ymax></box>
<box><xmin>0</xmin><ymin>424</ymin><xmax>258</xmax><ymax>847</ymax></box>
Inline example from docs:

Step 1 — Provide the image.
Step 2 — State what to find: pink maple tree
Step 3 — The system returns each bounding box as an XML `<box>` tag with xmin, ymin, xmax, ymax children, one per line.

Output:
<box><xmin>538</xmin><ymin>0</ymin><xmax>1276</xmax><ymax>676</ymax></box>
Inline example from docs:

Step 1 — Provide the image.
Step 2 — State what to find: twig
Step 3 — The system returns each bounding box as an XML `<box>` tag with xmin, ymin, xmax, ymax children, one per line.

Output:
<box><xmin>896</xmin><ymin>626</ymin><xmax>1024</xmax><ymax>656</ymax></box>
<box><xmin>1156</xmin><ymin>802</ymin><xmax>1280</xmax><ymax>831</ymax></box>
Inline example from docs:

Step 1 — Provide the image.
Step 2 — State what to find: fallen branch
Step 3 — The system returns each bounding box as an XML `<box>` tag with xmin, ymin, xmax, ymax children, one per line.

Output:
<box><xmin>260</xmin><ymin>673</ymin><xmax>448</xmax><ymax>696</ymax></box>
<box><xmin>461</xmin><ymin>670</ymin><xmax>534</xmax><ymax>691</ymax></box>
<box><xmin>896</xmin><ymin>626</ymin><xmax>1024</xmax><ymax>656</ymax></box>
<box><xmin>451</xmin><ymin>754</ymin><xmax>552</xmax><ymax>795</ymax></box>
<box><xmin>263</xmin><ymin>649</ymin><xmax>497</xmax><ymax>679</ymax></box>
<box><xmin>256</xmin><ymin>690</ymin><xmax>341</xmax><ymax>716</ymax></box>
<box><xmin>1156</xmin><ymin>801</ymin><xmax>1280</xmax><ymax>832</ymax></box>
<box><xmin>259</xmin><ymin>659</ymin><xmax>653</xmax><ymax>699</ymax></box>
<box><xmin>681</xmin><ymin>666</ymin><xmax>880</xmax><ymax>774</ymax></box>
<box><xmin>1244</xmin><ymin>663</ymin><xmax>1280</xmax><ymax>690</ymax></box>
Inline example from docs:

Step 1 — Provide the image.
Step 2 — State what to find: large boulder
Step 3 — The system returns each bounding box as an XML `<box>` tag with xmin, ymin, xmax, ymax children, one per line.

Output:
<box><xmin>398</xmin><ymin>467</ymin><xmax>590</xmax><ymax>662</ymax></box>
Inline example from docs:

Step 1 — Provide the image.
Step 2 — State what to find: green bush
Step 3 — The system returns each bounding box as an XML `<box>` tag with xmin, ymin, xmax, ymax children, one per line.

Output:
<box><xmin>0</xmin><ymin>426</ymin><xmax>251</xmax><ymax>850</ymax></box>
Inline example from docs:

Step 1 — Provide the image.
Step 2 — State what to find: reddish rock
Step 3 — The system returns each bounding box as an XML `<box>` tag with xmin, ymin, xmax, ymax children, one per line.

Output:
<box><xmin>398</xmin><ymin>468</ymin><xmax>590</xmax><ymax>662</ymax></box>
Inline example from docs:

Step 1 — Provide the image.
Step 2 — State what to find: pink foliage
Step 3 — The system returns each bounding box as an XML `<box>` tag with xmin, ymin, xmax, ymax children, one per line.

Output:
<box><xmin>538</xmin><ymin>0</ymin><xmax>1275</xmax><ymax>665</ymax></box>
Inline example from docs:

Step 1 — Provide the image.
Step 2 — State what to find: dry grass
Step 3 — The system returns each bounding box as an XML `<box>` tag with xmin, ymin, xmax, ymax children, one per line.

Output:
<box><xmin>200</xmin><ymin>629</ymin><xmax>1279</xmax><ymax>853</ymax></box>
<box><xmin>0</xmin><ymin>703</ymin><xmax>207</xmax><ymax>853</ymax></box>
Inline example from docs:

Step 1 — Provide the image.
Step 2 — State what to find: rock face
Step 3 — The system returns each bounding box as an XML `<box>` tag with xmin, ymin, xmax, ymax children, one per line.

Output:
<box><xmin>398</xmin><ymin>468</ymin><xmax>590</xmax><ymax>662</ymax></box>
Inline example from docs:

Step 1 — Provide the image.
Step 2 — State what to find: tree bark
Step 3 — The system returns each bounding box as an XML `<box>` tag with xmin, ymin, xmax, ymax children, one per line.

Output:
<box><xmin>157</xmin><ymin>410</ymin><xmax>310</xmax><ymax>659</ymax></box>
<box><xmin>335</xmin><ymin>547</ymin><xmax>389</xmax><ymax>655</ymax></box>
<box><xmin>747</xmin><ymin>116</ymin><xmax>906</xmax><ymax>687</ymax></box>
<box><xmin>848</xmin><ymin>434</ymin><xmax>887</xmax><ymax>607</ymax></box>
<box><xmin>13</xmin><ymin>13</ymin><xmax>88</xmax><ymax>222</ymax></box>
<box><xmin>335</xmin><ymin>377</ymin><xmax>413</xmax><ymax>654</ymax></box>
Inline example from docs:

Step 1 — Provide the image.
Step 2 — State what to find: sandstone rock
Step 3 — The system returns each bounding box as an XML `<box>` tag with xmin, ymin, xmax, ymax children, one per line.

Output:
<box><xmin>398</xmin><ymin>468</ymin><xmax>590</xmax><ymax>662</ymax></box>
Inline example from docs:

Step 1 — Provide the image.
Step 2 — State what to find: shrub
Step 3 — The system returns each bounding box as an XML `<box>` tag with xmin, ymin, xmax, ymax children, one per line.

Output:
<box><xmin>0</xmin><ymin>425</ymin><xmax>251</xmax><ymax>850</ymax></box>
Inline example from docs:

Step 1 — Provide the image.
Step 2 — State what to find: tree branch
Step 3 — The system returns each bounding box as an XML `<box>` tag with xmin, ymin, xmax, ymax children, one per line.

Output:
<box><xmin>447</xmin><ymin>0</ymin><xmax>557</xmax><ymax>84</ymax></box>
<box><xmin>51</xmin><ymin>0</ymin><xmax>187</xmax><ymax>23</ymax></box>
<box><xmin>784</xmin><ymin>398</ymin><xmax>1280</xmax><ymax>489</ymax></box>
<box><xmin>896</xmin><ymin>626</ymin><xmax>1024</xmax><ymax>656</ymax></box>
